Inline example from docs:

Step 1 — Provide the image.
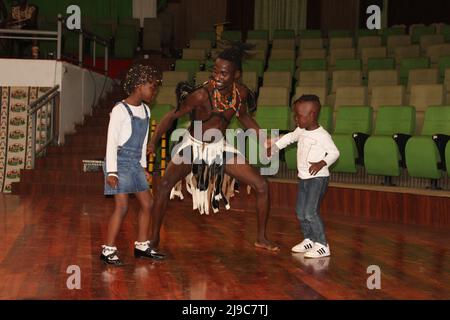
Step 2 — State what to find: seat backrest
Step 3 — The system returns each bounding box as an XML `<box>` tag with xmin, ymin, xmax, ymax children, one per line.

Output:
<box><xmin>242</xmin><ymin>71</ymin><xmax>258</xmax><ymax>93</ymax></box>
<box><xmin>387</xmin><ymin>35</ymin><xmax>411</xmax><ymax>55</ymax></box>
<box><xmin>370</xmin><ymin>85</ymin><xmax>405</xmax><ymax>111</ymax></box>
<box><xmin>258</xmin><ymin>87</ymin><xmax>290</xmax><ymax>106</ymax></box>
<box><xmin>267</xmin><ymin>59</ymin><xmax>296</xmax><ymax>74</ymax></box>
<box><xmin>242</xmin><ymin>59</ymin><xmax>265</xmax><ymax>78</ymax></box>
<box><xmin>421</xmin><ymin>106</ymin><xmax>450</xmax><ymax>135</ymax></box>
<box><xmin>361</xmin><ymin>47</ymin><xmax>387</xmax><ymax>66</ymax></box>
<box><xmin>299</xmin><ymin>59</ymin><xmax>327</xmax><ymax>71</ymax></box>
<box><xmin>270</xmin><ymin>49</ymin><xmax>296</xmax><ymax>60</ymax></box>
<box><xmin>194</xmin><ymin>71</ymin><xmax>210</xmax><ymax>85</ymax></box>
<box><xmin>335</xmin><ymin>86</ymin><xmax>368</xmax><ymax>108</ymax></box>
<box><xmin>254</xmin><ymin>106</ymin><xmax>290</xmax><ymax>130</ymax></box>
<box><xmin>367</xmin><ymin>57</ymin><xmax>395</xmax><ymax>71</ymax></box>
<box><xmin>297</xmin><ymin>48</ymin><xmax>326</xmax><ymax>64</ymax></box>
<box><xmin>407</xmin><ymin>68</ymin><xmax>439</xmax><ymax>93</ymax></box>
<box><xmin>411</xmin><ymin>25</ymin><xmax>436</xmax><ymax>44</ymax></box>
<box><xmin>409</xmin><ymin>84</ymin><xmax>444</xmax><ymax>112</ymax></box>
<box><xmin>374</xmin><ymin>105</ymin><xmax>415</xmax><ymax>135</ymax></box>
<box><xmin>331</xmin><ymin>70</ymin><xmax>363</xmax><ymax>93</ymax></box>
<box><xmin>357</xmin><ymin>36</ymin><xmax>382</xmax><ymax>53</ymax></box>
<box><xmin>272</xmin><ymin>39</ymin><xmax>296</xmax><ymax>50</ymax></box>
<box><xmin>399</xmin><ymin>57</ymin><xmax>430</xmax><ymax>83</ymax></box>
<box><xmin>419</xmin><ymin>34</ymin><xmax>444</xmax><ymax>52</ymax></box>
<box><xmin>162</xmin><ymin>71</ymin><xmax>189</xmax><ymax>87</ymax></box>
<box><xmin>154</xmin><ymin>87</ymin><xmax>177</xmax><ymax>106</ymax></box>
<box><xmin>182</xmin><ymin>48</ymin><xmax>206</xmax><ymax>60</ymax></box>
<box><xmin>335</xmin><ymin>58</ymin><xmax>362</xmax><ymax>70</ymax></box>
<box><xmin>329</xmin><ymin>48</ymin><xmax>356</xmax><ymax>66</ymax></box>
<box><xmin>334</xmin><ymin>106</ymin><xmax>372</xmax><ymax>135</ymax></box>
<box><xmin>329</xmin><ymin>37</ymin><xmax>354</xmax><ymax>49</ymax></box>
<box><xmin>427</xmin><ymin>44</ymin><xmax>450</xmax><ymax>65</ymax></box>
<box><xmin>263</xmin><ymin>71</ymin><xmax>292</xmax><ymax>89</ymax></box>
<box><xmin>299</xmin><ymin>38</ymin><xmax>324</xmax><ymax>50</ymax></box>
<box><xmin>368</xmin><ymin>70</ymin><xmax>399</xmax><ymax>93</ymax></box>
<box><xmin>175</xmin><ymin>59</ymin><xmax>201</xmax><ymax>82</ymax></box>
<box><xmin>297</xmin><ymin>71</ymin><xmax>328</xmax><ymax>87</ymax></box>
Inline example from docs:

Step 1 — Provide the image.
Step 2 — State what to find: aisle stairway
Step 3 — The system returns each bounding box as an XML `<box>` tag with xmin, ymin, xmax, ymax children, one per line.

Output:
<box><xmin>11</xmin><ymin>86</ymin><xmax>123</xmax><ymax>196</ymax></box>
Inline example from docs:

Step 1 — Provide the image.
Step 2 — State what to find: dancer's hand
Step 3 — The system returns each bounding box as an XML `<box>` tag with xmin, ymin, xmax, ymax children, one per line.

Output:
<box><xmin>144</xmin><ymin>169</ymin><xmax>152</xmax><ymax>182</ymax></box>
<box><xmin>309</xmin><ymin>160</ymin><xmax>327</xmax><ymax>176</ymax></box>
<box><xmin>147</xmin><ymin>142</ymin><xmax>156</xmax><ymax>156</ymax></box>
<box><xmin>106</xmin><ymin>175</ymin><xmax>118</xmax><ymax>188</ymax></box>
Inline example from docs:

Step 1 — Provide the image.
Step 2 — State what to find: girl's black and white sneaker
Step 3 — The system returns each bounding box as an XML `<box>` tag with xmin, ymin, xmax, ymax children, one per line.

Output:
<box><xmin>100</xmin><ymin>245</ymin><xmax>124</xmax><ymax>266</ymax></box>
<box><xmin>304</xmin><ymin>243</ymin><xmax>330</xmax><ymax>258</ymax></box>
<box><xmin>291</xmin><ymin>238</ymin><xmax>314</xmax><ymax>253</ymax></box>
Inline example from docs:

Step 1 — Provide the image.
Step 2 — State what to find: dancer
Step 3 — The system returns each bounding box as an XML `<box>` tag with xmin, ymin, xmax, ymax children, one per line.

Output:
<box><xmin>148</xmin><ymin>43</ymin><xmax>280</xmax><ymax>253</ymax></box>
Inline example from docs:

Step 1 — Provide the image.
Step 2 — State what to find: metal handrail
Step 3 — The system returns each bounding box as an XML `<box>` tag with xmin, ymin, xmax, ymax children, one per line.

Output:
<box><xmin>0</xmin><ymin>14</ymin><xmax>110</xmax><ymax>74</ymax></box>
<box><xmin>28</xmin><ymin>85</ymin><xmax>59</xmax><ymax>114</ymax></box>
<box><xmin>27</xmin><ymin>85</ymin><xmax>60</xmax><ymax>166</ymax></box>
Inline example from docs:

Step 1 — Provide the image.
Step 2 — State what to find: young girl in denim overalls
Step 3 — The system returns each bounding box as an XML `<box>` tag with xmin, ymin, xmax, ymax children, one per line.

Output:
<box><xmin>101</xmin><ymin>64</ymin><xmax>165</xmax><ymax>266</ymax></box>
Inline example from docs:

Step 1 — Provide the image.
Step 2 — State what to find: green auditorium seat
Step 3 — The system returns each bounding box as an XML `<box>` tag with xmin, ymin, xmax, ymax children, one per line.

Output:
<box><xmin>299</xmin><ymin>59</ymin><xmax>327</xmax><ymax>71</ymax></box>
<box><xmin>405</xmin><ymin>106</ymin><xmax>450</xmax><ymax>184</ymax></box>
<box><xmin>330</xmin><ymin>106</ymin><xmax>372</xmax><ymax>173</ymax></box>
<box><xmin>411</xmin><ymin>25</ymin><xmax>436</xmax><ymax>44</ymax></box>
<box><xmin>273</xmin><ymin>29</ymin><xmax>295</xmax><ymax>39</ymax></box>
<box><xmin>243</xmin><ymin>59</ymin><xmax>265</xmax><ymax>78</ymax></box>
<box><xmin>318</xmin><ymin>105</ymin><xmax>333</xmax><ymax>133</ymax></box>
<box><xmin>222</xmin><ymin>30</ymin><xmax>242</xmax><ymax>42</ymax></box>
<box><xmin>335</xmin><ymin>58</ymin><xmax>362</xmax><ymax>71</ymax></box>
<box><xmin>245</xmin><ymin>106</ymin><xmax>290</xmax><ymax>169</ymax></box>
<box><xmin>298</xmin><ymin>29</ymin><xmax>322</xmax><ymax>39</ymax></box>
<box><xmin>175</xmin><ymin>59</ymin><xmax>201</xmax><ymax>83</ymax></box>
<box><xmin>267</xmin><ymin>59</ymin><xmax>296</xmax><ymax>74</ymax></box>
<box><xmin>399</xmin><ymin>57</ymin><xmax>430</xmax><ymax>85</ymax></box>
<box><xmin>379</xmin><ymin>27</ymin><xmax>406</xmax><ymax>45</ymax></box>
<box><xmin>367</xmin><ymin>57</ymin><xmax>395</xmax><ymax>71</ymax></box>
<box><xmin>247</xmin><ymin>30</ymin><xmax>269</xmax><ymax>40</ymax></box>
<box><xmin>364</xmin><ymin>106</ymin><xmax>416</xmax><ymax>179</ymax></box>
<box><xmin>254</xmin><ymin>106</ymin><xmax>290</xmax><ymax>131</ymax></box>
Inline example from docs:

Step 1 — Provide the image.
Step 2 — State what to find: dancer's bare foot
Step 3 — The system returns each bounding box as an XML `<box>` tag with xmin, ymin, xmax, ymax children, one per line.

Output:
<box><xmin>254</xmin><ymin>239</ymin><xmax>280</xmax><ymax>252</ymax></box>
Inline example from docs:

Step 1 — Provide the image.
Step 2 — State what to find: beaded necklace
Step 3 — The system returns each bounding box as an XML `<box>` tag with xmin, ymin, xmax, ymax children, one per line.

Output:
<box><xmin>210</xmin><ymin>80</ymin><xmax>241</xmax><ymax>115</ymax></box>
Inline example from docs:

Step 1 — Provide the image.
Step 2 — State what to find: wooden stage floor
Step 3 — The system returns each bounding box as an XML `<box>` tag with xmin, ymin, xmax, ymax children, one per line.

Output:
<box><xmin>0</xmin><ymin>192</ymin><xmax>449</xmax><ymax>300</ymax></box>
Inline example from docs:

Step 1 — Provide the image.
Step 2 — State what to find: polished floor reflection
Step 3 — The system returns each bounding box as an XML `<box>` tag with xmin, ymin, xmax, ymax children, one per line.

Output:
<box><xmin>0</xmin><ymin>193</ymin><xmax>449</xmax><ymax>300</ymax></box>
